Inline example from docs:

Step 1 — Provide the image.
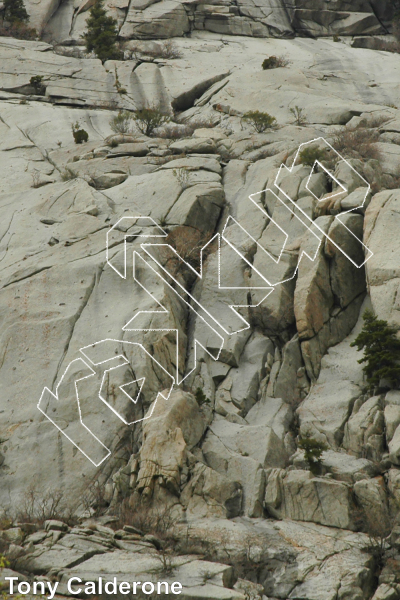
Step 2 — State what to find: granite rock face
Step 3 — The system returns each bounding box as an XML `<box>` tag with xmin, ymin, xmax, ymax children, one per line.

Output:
<box><xmin>34</xmin><ymin>0</ymin><xmax>391</xmax><ymax>42</ymax></box>
<box><xmin>1</xmin><ymin>5</ymin><xmax>400</xmax><ymax>597</ymax></box>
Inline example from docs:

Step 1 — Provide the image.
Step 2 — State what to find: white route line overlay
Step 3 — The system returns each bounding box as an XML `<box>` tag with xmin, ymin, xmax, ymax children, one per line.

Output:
<box><xmin>38</xmin><ymin>341</ymin><xmax>174</xmax><ymax>467</ymax></box>
<box><xmin>39</xmin><ymin>137</ymin><xmax>374</xmax><ymax>466</ymax></box>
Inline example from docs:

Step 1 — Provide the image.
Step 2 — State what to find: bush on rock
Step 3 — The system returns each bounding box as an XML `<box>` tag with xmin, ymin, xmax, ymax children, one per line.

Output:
<box><xmin>262</xmin><ymin>56</ymin><xmax>289</xmax><ymax>69</ymax></box>
<box><xmin>133</xmin><ymin>107</ymin><xmax>170</xmax><ymax>137</ymax></box>
<box><xmin>351</xmin><ymin>310</ymin><xmax>400</xmax><ymax>390</ymax></box>
<box><xmin>299</xmin><ymin>146</ymin><xmax>327</xmax><ymax>167</ymax></box>
<box><xmin>72</xmin><ymin>123</ymin><xmax>89</xmax><ymax>144</ymax></box>
<box><xmin>242</xmin><ymin>111</ymin><xmax>276</xmax><ymax>133</ymax></box>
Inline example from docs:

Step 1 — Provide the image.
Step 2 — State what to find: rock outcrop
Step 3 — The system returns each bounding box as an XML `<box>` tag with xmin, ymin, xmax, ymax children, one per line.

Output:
<box><xmin>2</xmin><ymin>4</ymin><xmax>400</xmax><ymax>597</ymax></box>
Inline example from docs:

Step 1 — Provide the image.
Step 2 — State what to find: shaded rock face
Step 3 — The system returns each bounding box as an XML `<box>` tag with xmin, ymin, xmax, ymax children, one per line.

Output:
<box><xmin>36</xmin><ymin>0</ymin><xmax>391</xmax><ymax>42</ymax></box>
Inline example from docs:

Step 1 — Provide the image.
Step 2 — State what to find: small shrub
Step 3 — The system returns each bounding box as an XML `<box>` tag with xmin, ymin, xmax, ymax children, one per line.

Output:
<box><xmin>83</xmin><ymin>0</ymin><xmax>122</xmax><ymax>62</ymax></box>
<box><xmin>152</xmin><ymin>548</ymin><xmax>175</xmax><ymax>576</ymax></box>
<box><xmin>242</xmin><ymin>110</ymin><xmax>276</xmax><ymax>133</ymax></box>
<box><xmin>144</xmin><ymin>40</ymin><xmax>182</xmax><ymax>60</ymax></box>
<box><xmin>109</xmin><ymin>139</ymin><xmax>119</xmax><ymax>148</ymax></box>
<box><xmin>290</xmin><ymin>105</ymin><xmax>307</xmax><ymax>126</ymax></box>
<box><xmin>114</xmin><ymin>66</ymin><xmax>127</xmax><ymax>95</ymax></box>
<box><xmin>30</xmin><ymin>75</ymin><xmax>45</xmax><ymax>95</ymax></box>
<box><xmin>111</xmin><ymin>499</ymin><xmax>178</xmax><ymax>540</ymax></box>
<box><xmin>110</xmin><ymin>111</ymin><xmax>134</xmax><ymax>135</ymax></box>
<box><xmin>298</xmin><ymin>146</ymin><xmax>326</xmax><ymax>166</ymax></box>
<box><xmin>333</xmin><ymin>126</ymin><xmax>380</xmax><ymax>161</ymax></box>
<box><xmin>164</xmin><ymin>226</ymin><xmax>214</xmax><ymax>278</ymax></box>
<box><xmin>194</xmin><ymin>388</ymin><xmax>210</xmax><ymax>406</ymax></box>
<box><xmin>350</xmin><ymin>309</ymin><xmax>400</xmax><ymax>390</ymax></box>
<box><xmin>133</xmin><ymin>106</ymin><xmax>170</xmax><ymax>137</ymax></box>
<box><xmin>0</xmin><ymin>21</ymin><xmax>36</xmax><ymax>39</ymax></box>
<box><xmin>333</xmin><ymin>34</ymin><xmax>341</xmax><ymax>42</ymax></box>
<box><xmin>31</xmin><ymin>169</ymin><xmax>42</xmax><ymax>188</ymax></box>
<box><xmin>72</xmin><ymin>122</ymin><xmax>89</xmax><ymax>144</ymax></box>
<box><xmin>298</xmin><ymin>434</ymin><xmax>328</xmax><ymax>474</ymax></box>
<box><xmin>201</xmin><ymin>569</ymin><xmax>216</xmax><ymax>584</ymax></box>
<box><xmin>360</xmin><ymin>508</ymin><xmax>395</xmax><ymax>570</ymax></box>
<box><xmin>61</xmin><ymin>167</ymin><xmax>78</xmax><ymax>181</ymax></box>
<box><xmin>262</xmin><ymin>56</ymin><xmax>289</xmax><ymax>69</ymax></box>
<box><xmin>14</xmin><ymin>486</ymin><xmax>77</xmax><ymax>528</ymax></box>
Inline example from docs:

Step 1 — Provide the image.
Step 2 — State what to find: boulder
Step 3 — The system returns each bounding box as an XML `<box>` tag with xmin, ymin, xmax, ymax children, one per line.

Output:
<box><xmin>273</xmin><ymin>334</ymin><xmax>310</xmax><ymax>403</ymax></box>
<box><xmin>246</xmin><ymin>396</ymin><xmax>292</xmax><ymax>441</ymax></box>
<box><xmin>388</xmin><ymin>424</ymin><xmax>400</xmax><ymax>466</ymax></box>
<box><xmin>227</xmin><ymin>332</ymin><xmax>274</xmax><ymax>414</ymax></box>
<box><xmin>167</xmin><ymin>183</ymin><xmax>225</xmax><ymax>232</ymax></box>
<box><xmin>202</xmin><ymin>413</ymin><xmax>287</xmax><ymax>516</ymax></box>
<box><xmin>120</xmin><ymin>0</ymin><xmax>190</xmax><ymax>39</ymax></box>
<box><xmin>291</xmin><ymin>6</ymin><xmax>383</xmax><ymax>37</ymax></box>
<box><xmin>341</xmin><ymin>186</ymin><xmax>372</xmax><ymax>214</ymax></box>
<box><xmin>60</xmin><ymin>551</ymin><xmax>242</xmax><ymax>600</ymax></box>
<box><xmin>108</xmin><ymin>143</ymin><xmax>149</xmax><ymax>157</ymax></box>
<box><xmin>90</xmin><ymin>172</ymin><xmax>128</xmax><ymax>189</ymax></box>
<box><xmin>136</xmin><ymin>390</ymin><xmax>207</xmax><ymax>496</ymax></box>
<box><xmin>299</xmin><ymin>288</ymin><xmax>365</xmax><ymax>382</ymax></box>
<box><xmin>193</xmin><ymin>128</ymin><xmax>227</xmax><ymax>142</ymax></box>
<box><xmin>294</xmin><ymin>216</ymin><xmax>333</xmax><ymax>340</ymax></box>
<box><xmin>371</xmin><ymin>585</ymin><xmax>399</xmax><ymax>600</ymax></box>
<box><xmin>298</xmin><ymin>379</ymin><xmax>361</xmax><ymax>449</ymax></box>
<box><xmin>343</xmin><ymin>396</ymin><xmax>385</xmax><ymax>461</ymax></box>
<box><xmin>384</xmin><ymin>404</ymin><xmax>400</xmax><ymax>444</ymax></box>
<box><xmin>170</xmin><ymin>138</ymin><xmax>217</xmax><ymax>154</ymax></box>
<box><xmin>203</xmin><ymin>416</ymin><xmax>288</xmax><ymax>470</ymax></box>
<box><xmin>321</xmin><ymin>450</ymin><xmax>377</xmax><ymax>484</ymax></box>
<box><xmin>375</xmin><ymin>142</ymin><xmax>400</xmax><ymax>177</ymax></box>
<box><xmin>181</xmin><ymin>461</ymin><xmax>243</xmax><ymax>519</ymax></box>
<box><xmin>264</xmin><ymin>469</ymin><xmax>357</xmax><ymax>530</ymax></box>
<box><xmin>364</xmin><ymin>190</ymin><xmax>400</xmax><ymax>329</ymax></box>
<box><xmin>353</xmin><ymin>477</ymin><xmax>389</xmax><ymax>527</ymax></box>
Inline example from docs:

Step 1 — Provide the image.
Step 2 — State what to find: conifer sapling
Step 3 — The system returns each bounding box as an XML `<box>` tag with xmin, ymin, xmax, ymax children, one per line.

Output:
<box><xmin>350</xmin><ymin>309</ymin><xmax>400</xmax><ymax>389</ymax></box>
<box><xmin>83</xmin><ymin>0</ymin><xmax>122</xmax><ymax>63</ymax></box>
<box><xmin>4</xmin><ymin>0</ymin><xmax>29</xmax><ymax>23</ymax></box>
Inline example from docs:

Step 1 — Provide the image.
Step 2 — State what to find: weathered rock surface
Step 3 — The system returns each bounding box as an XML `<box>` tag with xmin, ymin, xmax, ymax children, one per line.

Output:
<box><xmin>265</xmin><ymin>468</ymin><xmax>357</xmax><ymax>530</ymax></box>
<box><xmin>2</xmin><ymin>13</ymin><xmax>400</xmax><ymax>599</ymax></box>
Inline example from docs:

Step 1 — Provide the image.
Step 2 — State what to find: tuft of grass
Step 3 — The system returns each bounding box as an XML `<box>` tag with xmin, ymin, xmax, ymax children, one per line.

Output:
<box><xmin>290</xmin><ymin>106</ymin><xmax>308</xmax><ymax>126</ymax></box>
<box><xmin>61</xmin><ymin>167</ymin><xmax>78</xmax><ymax>181</ymax></box>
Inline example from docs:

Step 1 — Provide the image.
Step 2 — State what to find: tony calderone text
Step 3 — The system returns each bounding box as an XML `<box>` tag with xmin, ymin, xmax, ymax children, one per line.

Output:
<box><xmin>5</xmin><ymin>577</ymin><xmax>183</xmax><ymax>597</ymax></box>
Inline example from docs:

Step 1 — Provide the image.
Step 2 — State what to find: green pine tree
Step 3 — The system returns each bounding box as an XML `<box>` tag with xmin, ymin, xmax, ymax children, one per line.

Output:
<box><xmin>83</xmin><ymin>0</ymin><xmax>122</xmax><ymax>63</ymax></box>
<box><xmin>350</xmin><ymin>309</ymin><xmax>400</xmax><ymax>389</ymax></box>
<box><xmin>4</xmin><ymin>0</ymin><xmax>29</xmax><ymax>23</ymax></box>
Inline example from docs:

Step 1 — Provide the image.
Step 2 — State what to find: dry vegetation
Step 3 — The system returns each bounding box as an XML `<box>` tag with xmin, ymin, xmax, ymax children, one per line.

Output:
<box><xmin>332</xmin><ymin>125</ymin><xmax>381</xmax><ymax>161</ymax></box>
<box><xmin>162</xmin><ymin>226</ymin><xmax>216</xmax><ymax>280</ymax></box>
<box><xmin>131</xmin><ymin>40</ymin><xmax>182</xmax><ymax>60</ymax></box>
